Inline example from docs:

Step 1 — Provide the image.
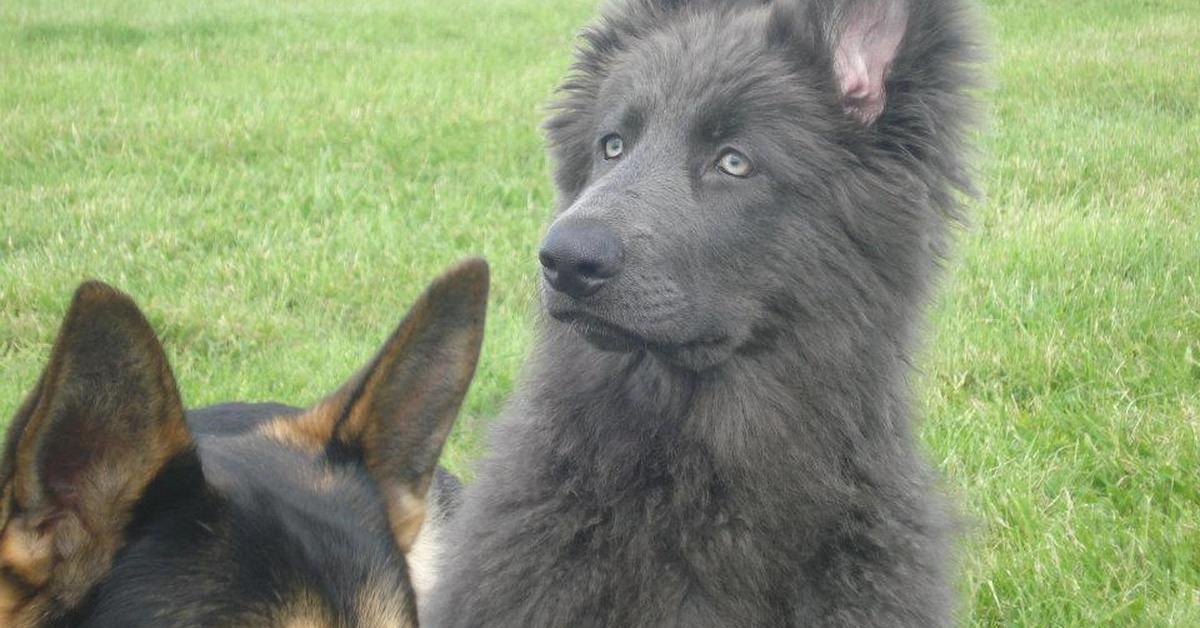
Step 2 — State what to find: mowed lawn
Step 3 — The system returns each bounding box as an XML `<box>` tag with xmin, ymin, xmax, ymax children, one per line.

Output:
<box><xmin>1</xmin><ymin>0</ymin><xmax>1197</xmax><ymax>624</ymax></box>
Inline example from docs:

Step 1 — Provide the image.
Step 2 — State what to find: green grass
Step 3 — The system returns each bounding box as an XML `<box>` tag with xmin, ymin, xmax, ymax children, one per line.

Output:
<box><xmin>1</xmin><ymin>0</ymin><xmax>1197</xmax><ymax>624</ymax></box>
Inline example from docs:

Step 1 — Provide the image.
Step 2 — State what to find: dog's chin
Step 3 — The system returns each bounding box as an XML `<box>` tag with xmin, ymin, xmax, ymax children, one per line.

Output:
<box><xmin>553</xmin><ymin>311</ymin><xmax>645</xmax><ymax>353</ymax></box>
<box><xmin>651</xmin><ymin>339</ymin><xmax>737</xmax><ymax>372</ymax></box>
<box><xmin>549</xmin><ymin>310</ymin><xmax>734</xmax><ymax>372</ymax></box>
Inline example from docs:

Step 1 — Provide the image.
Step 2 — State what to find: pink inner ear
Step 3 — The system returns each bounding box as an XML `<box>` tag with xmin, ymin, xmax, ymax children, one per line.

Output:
<box><xmin>833</xmin><ymin>1</ymin><xmax>908</xmax><ymax>124</ymax></box>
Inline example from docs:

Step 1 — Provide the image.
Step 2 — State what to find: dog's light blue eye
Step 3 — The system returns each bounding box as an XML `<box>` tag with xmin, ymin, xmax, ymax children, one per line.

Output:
<box><xmin>717</xmin><ymin>150</ymin><xmax>752</xmax><ymax>177</ymax></box>
<box><xmin>602</xmin><ymin>134</ymin><xmax>624</xmax><ymax>159</ymax></box>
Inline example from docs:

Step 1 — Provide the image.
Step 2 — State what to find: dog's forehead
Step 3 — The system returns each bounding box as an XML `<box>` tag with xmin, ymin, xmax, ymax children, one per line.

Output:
<box><xmin>61</xmin><ymin>430</ymin><xmax>417</xmax><ymax>626</ymax></box>
<box><xmin>197</xmin><ymin>430</ymin><xmax>392</xmax><ymax>536</ymax></box>
<box><xmin>174</xmin><ymin>433</ymin><xmax>417</xmax><ymax>624</ymax></box>
<box><xmin>602</xmin><ymin>11</ymin><xmax>809</xmax><ymax>128</ymax></box>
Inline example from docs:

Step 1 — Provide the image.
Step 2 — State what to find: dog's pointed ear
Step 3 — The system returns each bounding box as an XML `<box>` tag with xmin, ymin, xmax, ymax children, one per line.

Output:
<box><xmin>829</xmin><ymin>0</ymin><xmax>909</xmax><ymax>124</ymax></box>
<box><xmin>0</xmin><ymin>282</ymin><xmax>193</xmax><ymax>618</ymax></box>
<box><xmin>262</xmin><ymin>259</ymin><xmax>488</xmax><ymax>552</ymax></box>
<box><xmin>331</xmin><ymin>259</ymin><xmax>488</xmax><ymax>552</ymax></box>
<box><xmin>765</xmin><ymin>0</ymin><xmax>908</xmax><ymax>125</ymax></box>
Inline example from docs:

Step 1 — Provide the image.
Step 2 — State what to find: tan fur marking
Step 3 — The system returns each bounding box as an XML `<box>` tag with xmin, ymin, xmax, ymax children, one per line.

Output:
<box><xmin>0</xmin><ymin>518</ymin><xmax>52</xmax><ymax>588</ymax></box>
<box><xmin>357</xmin><ymin>578</ymin><xmax>414</xmax><ymax>628</ymax></box>
<box><xmin>310</xmin><ymin>468</ymin><xmax>340</xmax><ymax>494</ymax></box>
<box><xmin>0</xmin><ymin>514</ymin><xmax>56</xmax><ymax>627</ymax></box>
<box><xmin>257</xmin><ymin>406</ymin><xmax>339</xmax><ymax>452</ymax></box>
<box><xmin>276</xmin><ymin>588</ymin><xmax>334</xmax><ymax>628</ymax></box>
<box><xmin>386</xmin><ymin>488</ymin><xmax>427</xmax><ymax>554</ymax></box>
<box><xmin>11</xmin><ymin>377</ymin><xmax>58</xmax><ymax>509</ymax></box>
<box><xmin>0</xmin><ymin>554</ymin><xmax>46</xmax><ymax>628</ymax></box>
<box><xmin>405</xmin><ymin>496</ymin><xmax>442</xmax><ymax>609</ymax></box>
<box><xmin>0</xmin><ymin>579</ymin><xmax>24</xmax><ymax>623</ymax></box>
<box><xmin>280</xmin><ymin>618</ymin><xmax>330</xmax><ymax>628</ymax></box>
<box><xmin>337</xmin><ymin>302</ymin><xmax>432</xmax><ymax>444</ymax></box>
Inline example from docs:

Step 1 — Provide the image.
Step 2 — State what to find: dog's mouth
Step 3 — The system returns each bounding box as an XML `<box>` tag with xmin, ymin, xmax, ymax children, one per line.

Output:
<box><xmin>549</xmin><ymin>310</ymin><xmax>733</xmax><ymax>368</ymax></box>
<box><xmin>551</xmin><ymin>310</ymin><xmax>647</xmax><ymax>352</ymax></box>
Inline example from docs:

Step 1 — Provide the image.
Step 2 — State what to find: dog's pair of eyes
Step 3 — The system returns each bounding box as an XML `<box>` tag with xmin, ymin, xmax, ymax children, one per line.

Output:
<box><xmin>599</xmin><ymin>133</ymin><xmax>752</xmax><ymax>178</ymax></box>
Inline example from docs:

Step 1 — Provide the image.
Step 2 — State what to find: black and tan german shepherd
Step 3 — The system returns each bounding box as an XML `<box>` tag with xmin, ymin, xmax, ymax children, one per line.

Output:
<box><xmin>0</xmin><ymin>259</ymin><xmax>488</xmax><ymax>627</ymax></box>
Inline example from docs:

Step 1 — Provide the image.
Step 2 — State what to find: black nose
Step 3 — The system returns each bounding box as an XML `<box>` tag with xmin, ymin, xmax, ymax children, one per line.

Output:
<box><xmin>538</xmin><ymin>219</ymin><xmax>624</xmax><ymax>298</ymax></box>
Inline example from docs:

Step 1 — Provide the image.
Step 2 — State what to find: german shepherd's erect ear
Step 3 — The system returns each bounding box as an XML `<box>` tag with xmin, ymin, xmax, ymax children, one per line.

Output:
<box><xmin>260</xmin><ymin>258</ymin><xmax>489</xmax><ymax>552</ymax></box>
<box><xmin>0</xmin><ymin>282</ymin><xmax>194</xmax><ymax>623</ymax></box>
<box><xmin>1</xmin><ymin>260</ymin><xmax>488</xmax><ymax>626</ymax></box>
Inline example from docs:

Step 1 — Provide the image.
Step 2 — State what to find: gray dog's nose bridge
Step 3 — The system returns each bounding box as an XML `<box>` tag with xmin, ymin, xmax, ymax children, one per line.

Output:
<box><xmin>563</xmin><ymin>152</ymin><xmax>681</xmax><ymax>220</ymax></box>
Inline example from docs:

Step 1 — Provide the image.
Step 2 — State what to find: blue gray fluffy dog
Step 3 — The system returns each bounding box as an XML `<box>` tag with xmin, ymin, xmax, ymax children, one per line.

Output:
<box><xmin>426</xmin><ymin>0</ymin><xmax>983</xmax><ymax>625</ymax></box>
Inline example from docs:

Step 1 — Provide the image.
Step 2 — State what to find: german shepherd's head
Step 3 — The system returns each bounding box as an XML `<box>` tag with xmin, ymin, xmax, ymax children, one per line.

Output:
<box><xmin>0</xmin><ymin>260</ymin><xmax>489</xmax><ymax>627</ymax></box>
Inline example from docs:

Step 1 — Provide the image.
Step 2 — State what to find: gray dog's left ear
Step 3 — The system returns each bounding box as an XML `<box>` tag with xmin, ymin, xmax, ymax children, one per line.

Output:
<box><xmin>830</xmin><ymin>0</ymin><xmax>909</xmax><ymax>124</ymax></box>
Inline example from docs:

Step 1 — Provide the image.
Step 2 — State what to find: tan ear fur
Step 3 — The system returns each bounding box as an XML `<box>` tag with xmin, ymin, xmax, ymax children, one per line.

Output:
<box><xmin>258</xmin><ymin>258</ymin><xmax>489</xmax><ymax>552</ymax></box>
<box><xmin>0</xmin><ymin>282</ymin><xmax>193</xmax><ymax>626</ymax></box>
